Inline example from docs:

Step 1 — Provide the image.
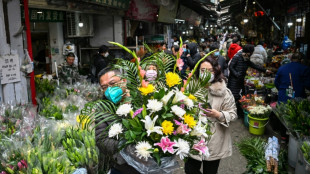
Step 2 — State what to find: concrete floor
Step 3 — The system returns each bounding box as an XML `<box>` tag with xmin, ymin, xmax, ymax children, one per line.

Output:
<box><xmin>173</xmin><ymin>117</ymin><xmax>290</xmax><ymax>174</ymax></box>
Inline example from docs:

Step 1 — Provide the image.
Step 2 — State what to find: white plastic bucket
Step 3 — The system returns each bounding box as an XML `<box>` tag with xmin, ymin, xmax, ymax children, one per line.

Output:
<box><xmin>295</xmin><ymin>148</ymin><xmax>310</xmax><ymax>174</ymax></box>
<box><xmin>288</xmin><ymin>134</ymin><xmax>299</xmax><ymax>168</ymax></box>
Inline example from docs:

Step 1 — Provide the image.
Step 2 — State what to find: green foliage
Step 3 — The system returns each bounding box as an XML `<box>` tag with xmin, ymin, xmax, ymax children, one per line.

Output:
<box><xmin>301</xmin><ymin>141</ymin><xmax>310</xmax><ymax>163</ymax></box>
<box><xmin>39</xmin><ymin>97</ymin><xmax>63</xmax><ymax>120</ymax></box>
<box><xmin>35</xmin><ymin>78</ymin><xmax>56</xmax><ymax>99</ymax></box>
<box><xmin>237</xmin><ymin>137</ymin><xmax>288</xmax><ymax>174</ymax></box>
<box><xmin>274</xmin><ymin>99</ymin><xmax>310</xmax><ymax>137</ymax></box>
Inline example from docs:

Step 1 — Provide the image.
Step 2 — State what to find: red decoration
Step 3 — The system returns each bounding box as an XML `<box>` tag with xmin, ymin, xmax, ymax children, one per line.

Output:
<box><xmin>254</xmin><ymin>11</ymin><xmax>264</xmax><ymax>17</ymax></box>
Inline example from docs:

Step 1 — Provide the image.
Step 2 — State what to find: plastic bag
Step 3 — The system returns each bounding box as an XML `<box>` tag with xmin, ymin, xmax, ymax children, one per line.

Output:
<box><xmin>120</xmin><ymin>145</ymin><xmax>179</xmax><ymax>174</ymax></box>
<box><xmin>282</xmin><ymin>36</ymin><xmax>292</xmax><ymax>50</ymax></box>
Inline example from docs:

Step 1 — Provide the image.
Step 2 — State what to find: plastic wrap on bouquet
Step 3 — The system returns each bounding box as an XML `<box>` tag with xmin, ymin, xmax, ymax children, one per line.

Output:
<box><xmin>120</xmin><ymin>145</ymin><xmax>179</xmax><ymax>174</ymax></box>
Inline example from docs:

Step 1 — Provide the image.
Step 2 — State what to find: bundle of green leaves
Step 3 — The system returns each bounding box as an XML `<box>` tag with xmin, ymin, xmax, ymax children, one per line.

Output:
<box><xmin>301</xmin><ymin>141</ymin><xmax>310</xmax><ymax>164</ymax></box>
<box><xmin>237</xmin><ymin>137</ymin><xmax>287</xmax><ymax>174</ymax></box>
<box><xmin>274</xmin><ymin>99</ymin><xmax>310</xmax><ymax>137</ymax></box>
<box><xmin>39</xmin><ymin>97</ymin><xmax>63</xmax><ymax>120</ymax></box>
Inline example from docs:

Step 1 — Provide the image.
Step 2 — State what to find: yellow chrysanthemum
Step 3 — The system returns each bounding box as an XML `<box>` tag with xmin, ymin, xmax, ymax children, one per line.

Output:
<box><xmin>183</xmin><ymin>114</ymin><xmax>197</xmax><ymax>128</ymax></box>
<box><xmin>165</xmin><ymin>72</ymin><xmax>181</xmax><ymax>87</ymax></box>
<box><xmin>161</xmin><ymin>120</ymin><xmax>174</xmax><ymax>135</ymax></box>
<box><xmin>188</xmin><ymin>94</ymin><xmax>197</xmax><ymax>101</ymax></box>
<box><xmin>139</xmin><ymin>84</ymin><xmax>155</xmax><ymax>96</ymax></box>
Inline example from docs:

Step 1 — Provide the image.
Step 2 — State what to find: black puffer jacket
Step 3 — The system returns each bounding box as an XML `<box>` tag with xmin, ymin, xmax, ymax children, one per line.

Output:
<box><xmin>186</xmin><ymin>43</ymin><xmax>201</xmax><ymax>69</ymax></box>
<box><xmin>228</xmin><ymin>52</ymin><xmax>266</xmax><ymax>99</ymax></box>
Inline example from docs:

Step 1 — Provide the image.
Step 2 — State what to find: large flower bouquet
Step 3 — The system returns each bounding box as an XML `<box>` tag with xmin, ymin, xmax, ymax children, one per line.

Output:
<box><xmin>88</xmin><ymin>39</ymin><xmax>217</xmax><ymax>173</ymax></box>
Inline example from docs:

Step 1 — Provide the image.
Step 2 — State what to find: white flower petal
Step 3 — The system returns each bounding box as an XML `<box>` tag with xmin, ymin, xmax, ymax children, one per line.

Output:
<box><xmin>116</xmin><ymin>104</ymin><xmax>133</xmax><ymax>116</ymax></box>
<box><xmin>147</xmin><ymin>99</ymin><xmax>163</xmax><ymax>112</ymax></box>
<box><xmin>108</xmin><ymin>123</ymin><xmax>123</xmax><ymax>139</ymax></box>
<box><xmin>171</xmin><ymin>105</ymin><xmax>186</xmax><ymax>118</ymax></box>
<box><xmin>135</xmin><ymin>141</ymin><xmax>153</xmax><ymax>161</ymax></box>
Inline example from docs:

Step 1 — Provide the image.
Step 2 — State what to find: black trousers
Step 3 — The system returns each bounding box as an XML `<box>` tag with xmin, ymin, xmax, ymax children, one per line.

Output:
<box><xmin>185</xmin><ymin>158</ymin><xmax>220</xmax><ymax>174</ymax></box>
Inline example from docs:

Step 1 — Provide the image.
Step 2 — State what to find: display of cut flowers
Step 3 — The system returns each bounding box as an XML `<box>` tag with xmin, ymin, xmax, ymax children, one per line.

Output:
<box><xmin>239</xmin><ymin>94</ymin><xmax>265</xmax><ymax>110</ymax></box>
<box><xmin>86</xmin><ymin>39</ymin><xmax>216</xmax><ymax>173</ymax></box>
<box><xmin>247</xmin><ymin>105</ymin><xmax>272</xmax><ymax>119</ymax></box>
<box><xmin>0</xmin><ymin>104</ymin><xmax>25</xmax><ymax>137</ymax></box>
<box><xmin>274</xmin><ymin>99</ymin><xmax>310</xmax><ymax>137</ymax></box>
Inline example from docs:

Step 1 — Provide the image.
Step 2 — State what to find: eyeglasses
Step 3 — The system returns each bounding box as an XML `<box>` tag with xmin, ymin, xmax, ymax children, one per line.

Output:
<box><xmin>200</xmin><ymin>68</ymin><xmax>213</xmax><ymax>73</ymax></box>
<box><xmin>100</xmin><ymin>80</ymin><xmax>121</xmax><ymax>91</ymax></box>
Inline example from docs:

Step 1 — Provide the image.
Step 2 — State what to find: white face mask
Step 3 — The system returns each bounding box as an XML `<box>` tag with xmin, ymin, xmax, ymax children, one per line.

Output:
<box><xmin>200</xmin><ymin>71</ymin><xmax>215</xmax><ymax>83</ymax></box>
<box><xmin>145</xmin><ymin>70</ymin><xmax>157</xmax><ymax>81</ymax></box>
<box><xmin>104</xmin><ymin>52</ymin><xmax>109</xmax><ymax>57</ymax></box>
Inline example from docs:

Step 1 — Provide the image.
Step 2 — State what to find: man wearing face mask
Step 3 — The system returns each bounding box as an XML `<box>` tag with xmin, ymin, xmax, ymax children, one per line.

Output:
<box><xmin>228</xmin><ymin>44</ymin><xmax>271</xmax><ymax>118</ymax></box>
<box><xmin>93</xmin><ymin>45</ymin><xmax>110</xmax><ymax>82</ymax></box>
<box><xmin>96</xmin><ymin>67</ymin><xmax>139</xmax><ymax>174</ymax></box>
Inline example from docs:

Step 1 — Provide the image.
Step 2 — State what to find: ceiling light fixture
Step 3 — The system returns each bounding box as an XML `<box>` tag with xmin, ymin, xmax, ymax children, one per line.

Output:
<box><xmin>296</xmin><ymin>18</ymin><xmax>302</xmax><ymax>22</ymax></box>
<box><xmin>287</xmin><ymin>22</ymin><xmax>293</xmax><ymax>27</ymax></box>
<box><xmin>78</xmin><ymin>22</ymin><xmax>84</xmax><ymax>27</ymax></box>
<box><xmin>37</xmin><ymin>11</ymin><xmax>43</xmax><ymax>14</ymax></box>
<box><xmin>243</xmin><ymin>19</ymin><xmax>249</xmax><ymax>23</ymax></box>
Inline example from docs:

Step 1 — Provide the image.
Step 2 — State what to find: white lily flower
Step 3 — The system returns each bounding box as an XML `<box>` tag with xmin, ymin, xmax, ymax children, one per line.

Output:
<box><xmin>161</xmin><ymin>91</ymin><xmax>175</xmax><ymax>105</ymax></box>
<box><xmin>190</xmin><ymin>121</ymin><xmax>208</xmax><ymax>137</ymax></box>
<box><xmin>141</xmin><ymin>115</ymin><xmax>163</xmax><ymax>136</ymax></box>
<box><xmin>172</xmin><ymin>90</ymin><xmax>186</xmax><ymax>104</ymax></box>
<box><xmin>184</xmin><ymin>97</ymin><xmax>194</xmax><ymax>109</ymax></box>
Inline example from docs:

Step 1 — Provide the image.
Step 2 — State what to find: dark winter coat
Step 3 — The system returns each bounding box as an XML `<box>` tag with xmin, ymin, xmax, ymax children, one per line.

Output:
<box><xmin>215</xmin><ymin>55</ymin><xmax>228</xmax><ymax>78</ymax></box>
<box><xmin>95</xmin><ymin>103</ymin><xmax>140</xmax><ymax>174</ymax></box>
<box><xmin>227</xmin><ymin>52</ymin><xmax>266</xmax><ymax>99</ymax></box>
<box><xmin>186</xmin><ymin>43</ymin><xmax>201</xmax><ymax>70</ymax></box>
<box><xmin>93</xmin><ymin>54</ymin><xmax>108</xmax><ymax>79</ymax></box>
<box><xmin>275</xmin><ymin>62</ymin><xmax>310</xmax><ymax>103</ymax></box>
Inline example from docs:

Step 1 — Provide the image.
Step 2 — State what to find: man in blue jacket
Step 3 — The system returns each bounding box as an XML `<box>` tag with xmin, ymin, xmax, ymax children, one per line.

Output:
<box><xmin>275</xmin><ymin>53</ymin><xmax>310</xmax><ymax>103</ymax></box>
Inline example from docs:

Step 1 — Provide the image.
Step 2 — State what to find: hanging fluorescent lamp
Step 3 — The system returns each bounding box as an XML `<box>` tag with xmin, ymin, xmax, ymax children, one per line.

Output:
<box><xmin>287</xmin><ymin>22</ymin><xmax>293</xmax><ymax>27</ymax></box>
<box><xmin>79</xmin><ymin>22</ymin><xmax>84</xmax><ymax>27</ymax></box>
<box><xmin>296</xmin><ymin>18</ymin><xmax>302</xmax><ymax>22</ymax></box>
<box><xmin>37</xmin><ymin>11</ymin><xmax>43</xmax><ymax>14</ymax></box>
<box><xmin>243</xmin><ymin>19</ymin><xmax>249</xmax><ymax>23</ymax></box>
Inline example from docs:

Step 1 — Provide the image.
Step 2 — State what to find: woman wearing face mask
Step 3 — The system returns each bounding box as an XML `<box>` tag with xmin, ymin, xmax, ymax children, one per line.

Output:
<box><xmin>145</xmin><ymin>64</ymin><xmax>158</xmax><ymax>82</ymax></box>
<box><xmin>185</xmin><ymin>57</ymin><xmax>237</xmax><ymax>174</ymax></box>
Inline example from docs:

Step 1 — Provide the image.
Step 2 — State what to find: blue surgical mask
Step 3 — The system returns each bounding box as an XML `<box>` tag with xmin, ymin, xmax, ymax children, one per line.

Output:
<box><xmin>183</xmin><ymin>48</ymin><xmax>187</xmax><ymax>52</ymax></box>
<box><xmin>104</xmin><ymin>86</ymin><xmax>123</xmax><ymax>104</ymax></box>
<box><xmin>214</xmin><ymin>51</ymin><xmax>220</xmax><ymax>56</ymax></box>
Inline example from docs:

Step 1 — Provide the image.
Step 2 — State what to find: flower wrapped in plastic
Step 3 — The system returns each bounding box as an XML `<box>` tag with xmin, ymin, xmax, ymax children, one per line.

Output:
<box><xmin>89</xmin><ymin>38</ymin><xmax>217</xmax><ymax>173</ymax></box>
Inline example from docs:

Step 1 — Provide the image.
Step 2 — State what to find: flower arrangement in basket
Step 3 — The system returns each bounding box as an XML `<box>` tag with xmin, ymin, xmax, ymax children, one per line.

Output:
<box><xmin>86</xmin><ymin>38</ymin><xmax>217</xmax><ymax>173</ymax></box>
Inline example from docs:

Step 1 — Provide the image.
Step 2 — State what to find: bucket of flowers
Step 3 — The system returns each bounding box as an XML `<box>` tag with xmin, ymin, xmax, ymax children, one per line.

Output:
<box><xmin>247</xmin><ymin>105</ymin><xmax>272</xmax><ymax>135</ymax></box>
<box><xmin>86</xmin><ymin>39</ymin><xmax>217</xmax><ymax>173</ymax></box>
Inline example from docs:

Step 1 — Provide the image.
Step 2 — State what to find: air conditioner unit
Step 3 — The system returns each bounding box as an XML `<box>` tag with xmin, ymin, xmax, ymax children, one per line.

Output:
<box><xmin>66</xmin><ymin>12</ymin><xmax>94</xmax><ymax>37</ymax></box>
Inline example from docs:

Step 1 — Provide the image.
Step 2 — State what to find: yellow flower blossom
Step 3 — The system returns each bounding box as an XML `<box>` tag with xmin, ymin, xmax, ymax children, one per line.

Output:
<box><xmin>161</xmin><ymin>120</ymin><xmax>174</xmax><ymax>135</ymax></box>
<box><xmin>188</xmin><ymin>94</ymin><xmax>197</xmax><ymax>101</ymax></box>
<box><xmin>76</xmin><ymin>115</ymin><xmax>90</xmax><ymax>130</ymax></box>
<box><xmin>139</xmin><ymin>84</ymin><xmax>155</xmax><ymax>96</ymax></box>
<box><xmin>165</xmin><ymin>72</ymin><xmax>182</xmax><ymax>87</ymax></box>
<box><xmin>183</xmin><ymin>114</ymin><xmax>197</xmax><ymax>128</ymax></box>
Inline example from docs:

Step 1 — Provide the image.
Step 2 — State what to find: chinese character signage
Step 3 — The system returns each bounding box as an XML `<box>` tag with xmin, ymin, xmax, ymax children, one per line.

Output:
<box><xmin>0</xmin><ymin>55</ymin><xmax>21</xmax><ymax>84</ymax></box>
<box><xmin>21</xmin><ymin>8</ymin><xmax>65</xmax><ymax>22</ymax></box>
<box><xmin>87</xmin><ymin>0</ymin><xmax>130</xmax><ymax>10</ymax></box>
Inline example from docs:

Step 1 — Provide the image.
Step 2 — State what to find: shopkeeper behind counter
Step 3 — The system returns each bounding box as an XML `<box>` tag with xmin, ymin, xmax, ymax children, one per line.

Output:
<box><xmin>57</xmin><ymin>53</ymin><xmax>80</xmax><ymax>84</ymax></box>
